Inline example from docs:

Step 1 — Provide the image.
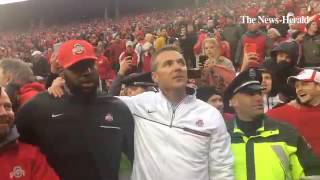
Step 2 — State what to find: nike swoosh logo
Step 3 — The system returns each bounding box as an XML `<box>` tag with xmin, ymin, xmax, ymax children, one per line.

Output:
<box><xmin>51</xmin><ymin>114</ymin><xmax>64</xmax><ymax>118</ymax></box>
<box><xmin>147</xmin><ymin>110</ymin><xmax>156</xmax><ymax>113</ymax></box>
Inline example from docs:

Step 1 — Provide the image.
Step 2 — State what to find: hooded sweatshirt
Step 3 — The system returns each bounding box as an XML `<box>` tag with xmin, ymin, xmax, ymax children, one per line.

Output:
<box><xmin>19</xmin><ymin>82</ymin><xmax>46</xmax><ymax>106</ymax></box>
<box><xmin>267</xmin><ymin>41</ymin><xmax>301</xmax><ymax>101</ymax></box>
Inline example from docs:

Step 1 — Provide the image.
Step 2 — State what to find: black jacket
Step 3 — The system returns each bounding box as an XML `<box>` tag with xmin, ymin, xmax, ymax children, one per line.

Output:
<box><xmin>301</xmin><ymin>33</ymin><xmax>320</xmax><ymax>67</ymax></box>
<box><xmin>179</xmin><ymin>32</ymin><xmax>197</xmax><ymax>68</ymax></box>
<box><xmin>16</xmin><ymin>92</ymin><xmax>134</xmax><ymax>180</ymax></box>
<box><xmin>222</xmin><ymin>24</ymin><xmax>244</xmax><ymax>61</ymax></box>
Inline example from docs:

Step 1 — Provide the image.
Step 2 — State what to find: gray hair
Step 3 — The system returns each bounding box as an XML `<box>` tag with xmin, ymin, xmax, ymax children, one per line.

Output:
<box><xmin>0</xmin><ymin>58</ymin><xmax>35</xmax><ymax>85</ymax></box>
<box><xmin>150</xmin><ymin>45</ymin><xmax>182</xmax><ymax>72</ymax></box>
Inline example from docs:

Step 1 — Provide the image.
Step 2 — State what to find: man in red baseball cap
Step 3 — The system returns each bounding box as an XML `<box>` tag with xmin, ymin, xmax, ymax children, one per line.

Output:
<box><xmin>56</xmin><ymin>40</ymin><xmax>99</xmax><ymax>97</ymax></box>
<box><xmin>16</xmin><ymin>40</ymin><xmax>134</xmax><ymax>180</ymax></box>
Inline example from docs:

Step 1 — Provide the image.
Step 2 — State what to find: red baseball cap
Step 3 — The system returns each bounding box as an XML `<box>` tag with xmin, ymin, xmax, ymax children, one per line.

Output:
<box><xmin>57</xmin><ymin>40</ymin><xmax>97</xmax><ymax>69</ymax></box>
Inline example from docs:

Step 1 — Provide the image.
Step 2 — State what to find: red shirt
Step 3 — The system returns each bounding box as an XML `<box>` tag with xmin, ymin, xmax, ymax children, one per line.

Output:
<box><xmin>109</xmin><ymin>41</ymin><xmax>126</xmax><ymax>64</ymax></box>
<box><xmin>193</xmin><ymin>32</ymin><xmax>207</xmax><ymax>55</ymax></box>
<box><xmin>267</xmin><ymin>104</ymin><xmax>320</xmax><ymax>158</ymax></box>
<box><xmin>96</xmin><ymin>55</ymin><xmax>116</xmax><ymax>80</ymax></box>
<box><xmin>247</xmin><ymin>7</ymin><xmax>259</xmax><ymax>17</ymax></box>
<box><xmin>142</xmin><ymin>54</ymin><xmax>152</xmax><ymax>72</ymax></box>
<box><xmin>242</xmin><ymin>34</ymin><xmax>267</xmax><ymax>67</ymax></box>
<box><xmin>0</xmin><ymin>142</ymin><xmax>59</xmax><ymax>180</ymax></box>
<box><xmin>220</xmin><ymin>41</ymin><xmax>231</xmax><ymax>60</ymax></box>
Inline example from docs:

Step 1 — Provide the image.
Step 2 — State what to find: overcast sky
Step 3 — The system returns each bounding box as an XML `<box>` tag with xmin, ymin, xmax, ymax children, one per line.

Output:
<box><xmin>0</xmin><ymin>0</ymin><xmax>28</xmax><ymax>5</ymax></box>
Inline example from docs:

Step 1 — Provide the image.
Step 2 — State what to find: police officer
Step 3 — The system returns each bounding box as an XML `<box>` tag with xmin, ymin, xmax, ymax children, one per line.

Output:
<box><xmin>109</xmin><ymin>72</ymin><xmax>157</xmax><ymax>96</ymax></box>
<box><xmin>224</xmin><ymin>68</ymin><xmax>320</xmax><ymax>180</ymax></box>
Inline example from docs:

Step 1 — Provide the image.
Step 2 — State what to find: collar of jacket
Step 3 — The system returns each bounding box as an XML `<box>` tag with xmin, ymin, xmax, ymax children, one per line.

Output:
<box><xmin>231</xmin><ymin>115</ymin><xmax>280</xmax><ymax>142</ymax></box>
<box><xmin>245</xmin><ymin>30</ymin><xmax>263</xmax><ymax>37</ymax></box>
<box><xmin>158</xmin><ymin>87</ymin><xmax>196</xmax><ymax>107</ymax></box>
<box><xmin>304</xmin><ymin>33</ymin><xmax>320</xmax><ymax>39</ymax></box>
<box><xmin>0</xmin><ymin>125</ymin><xmax>19</xmax><ymax>149</ymax></box>
<box><xmin>63</xmin><ymin>84</ymin><xmax>107</xmax><ymax>100</ymax></box>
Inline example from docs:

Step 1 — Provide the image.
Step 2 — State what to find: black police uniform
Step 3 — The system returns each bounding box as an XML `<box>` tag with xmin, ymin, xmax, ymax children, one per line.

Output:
<box><xmin>109</xmin><ymin>72</ymin><xmax>156</xmax><ymax>96</ymax></box>
<box><xmin>16</xmin><ymin>92</ymin><xmax>134</xmax><ymax>180</ymax></box>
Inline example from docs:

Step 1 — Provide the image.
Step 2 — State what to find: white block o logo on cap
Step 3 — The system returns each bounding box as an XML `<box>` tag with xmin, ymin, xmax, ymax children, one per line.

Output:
<box><xmin>72</xmin><ymin>44</ymin><xmax>85</xmax><ymax>55</ymax></box>
<box><xmin>10</xmin><ymin>166</ymin><xmax>25</xmax><ymax>178</ymax></box>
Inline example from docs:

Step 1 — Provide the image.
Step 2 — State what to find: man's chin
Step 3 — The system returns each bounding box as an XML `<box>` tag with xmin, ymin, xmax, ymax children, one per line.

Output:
<box><xmin>71</xmin><ymin>86</ymin><xmax>97</xmax><ymax>97</ymax></box>
<box><xmin>172</xmin><ymin>83</ymin><xmax>187</xmax><ymax>89</ymax></box>
<box><xmin>81</xmin><ymin>88</ymin><xmax>97</xmax><ymax>95</ymax></box>
<box><xmin>0</xmin><ymin>132</ymin><xmax>9</xmax><ymax>142</ymax></box>
<box><xmin>253</xmin><ymin>113</ymin><xmax>264</xmax><ymax>121</ymax></box>
<box><xmin>296</xmin><ymin>98</ymin><xmax>310</xmax><ymax>106</ymax></box>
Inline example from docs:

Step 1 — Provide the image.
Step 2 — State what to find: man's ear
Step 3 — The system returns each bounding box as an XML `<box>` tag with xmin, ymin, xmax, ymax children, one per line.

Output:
<box><xmin>229</xmin><ymin>96</ymin><xmax>238</xmax><ymax>108</ymax></box>
<box><xmin>152</xmin><ymin>72</ymin><xmax>159</xmax><ymax>84</ymax></box>
<box><xmin>4</xmin><ymin>74</ymin><xmax>12</xmax><ymax>85</ymax></box>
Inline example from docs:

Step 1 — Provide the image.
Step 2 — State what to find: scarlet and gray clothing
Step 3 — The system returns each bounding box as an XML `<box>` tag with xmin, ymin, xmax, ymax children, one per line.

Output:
<box><xmin>118</xmin><ymin>89</ymin><xmax>233</xmax><ymax>180</ymax></box>
<box><xmin>0</xmin><ymin>142</ymin><xmax>59</xmax><ymax>180</ymax></box>
<box><xmin>16</xmin><ymin>92</ymin><xmax>134</xmax><ymax>180</ymax></box>
<box><xmin>0</xmin><ymin>126</ymin><xmax>59</xmax><ymax>180</ymax></box>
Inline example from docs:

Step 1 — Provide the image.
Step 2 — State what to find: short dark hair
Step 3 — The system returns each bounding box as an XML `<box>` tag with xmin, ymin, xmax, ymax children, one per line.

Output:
<box><xmin>150</xmin><ymin>45</ymin><xmax>181</xmax><ymax>72</ymax></box>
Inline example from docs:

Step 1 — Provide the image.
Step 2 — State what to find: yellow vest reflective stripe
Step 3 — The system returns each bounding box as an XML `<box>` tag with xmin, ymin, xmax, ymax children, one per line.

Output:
<box><xmin>271</xmin><ymin>145</ymin><xmax>292</xmax><ymax>180</ymax></box>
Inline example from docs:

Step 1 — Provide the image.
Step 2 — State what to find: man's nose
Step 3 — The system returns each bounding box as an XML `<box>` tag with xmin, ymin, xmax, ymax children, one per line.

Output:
<box><xmin>173</xmin><ymin>62</ymin><xmax>185</xmax><ymax>70</ymax></box>
<box><xmin>0</xmin><ymin>106</ymin><xmax>7</xmax><ymax>115</ymax></box>
<box><xmin>295</xmin><ymin>82</ymin><xmax>302</xmax><ymax>90</ymax></box>
<box><xmin>254</xmin><ymin>94</ymin><xmax>263</xmax><ymax>102</ymax></box>
<box><xmin>82</xmin><ymin>67</ymin><xmax>94</xmax><ymax>75</ymax></box>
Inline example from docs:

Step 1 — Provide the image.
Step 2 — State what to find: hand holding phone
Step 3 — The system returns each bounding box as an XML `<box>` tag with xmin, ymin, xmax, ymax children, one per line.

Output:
<box><xmin>244</xmin><ymin>43</ymin><xmax>257</xmax><ymax>54</ymax></box>
<box><xmin>241</xmin><ymin>52</ymin><xmax>260</xmax><ymax>71</ymax></box>
<box><xmin>199</xmin><ymin>55</ymin><xmax>208</xmax><ymax>68</ymax></box>
<box><xmin>126</xmin><ymin>56</ymin><xmax>132</xmax><ymax>60</ymax></box>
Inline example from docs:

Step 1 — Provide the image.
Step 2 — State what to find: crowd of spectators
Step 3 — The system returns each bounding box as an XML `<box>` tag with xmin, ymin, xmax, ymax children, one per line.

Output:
<box><xmin>0</xmin><ymin>0</ymin><xmax>320</xmax><ymax>179</ymax></box>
